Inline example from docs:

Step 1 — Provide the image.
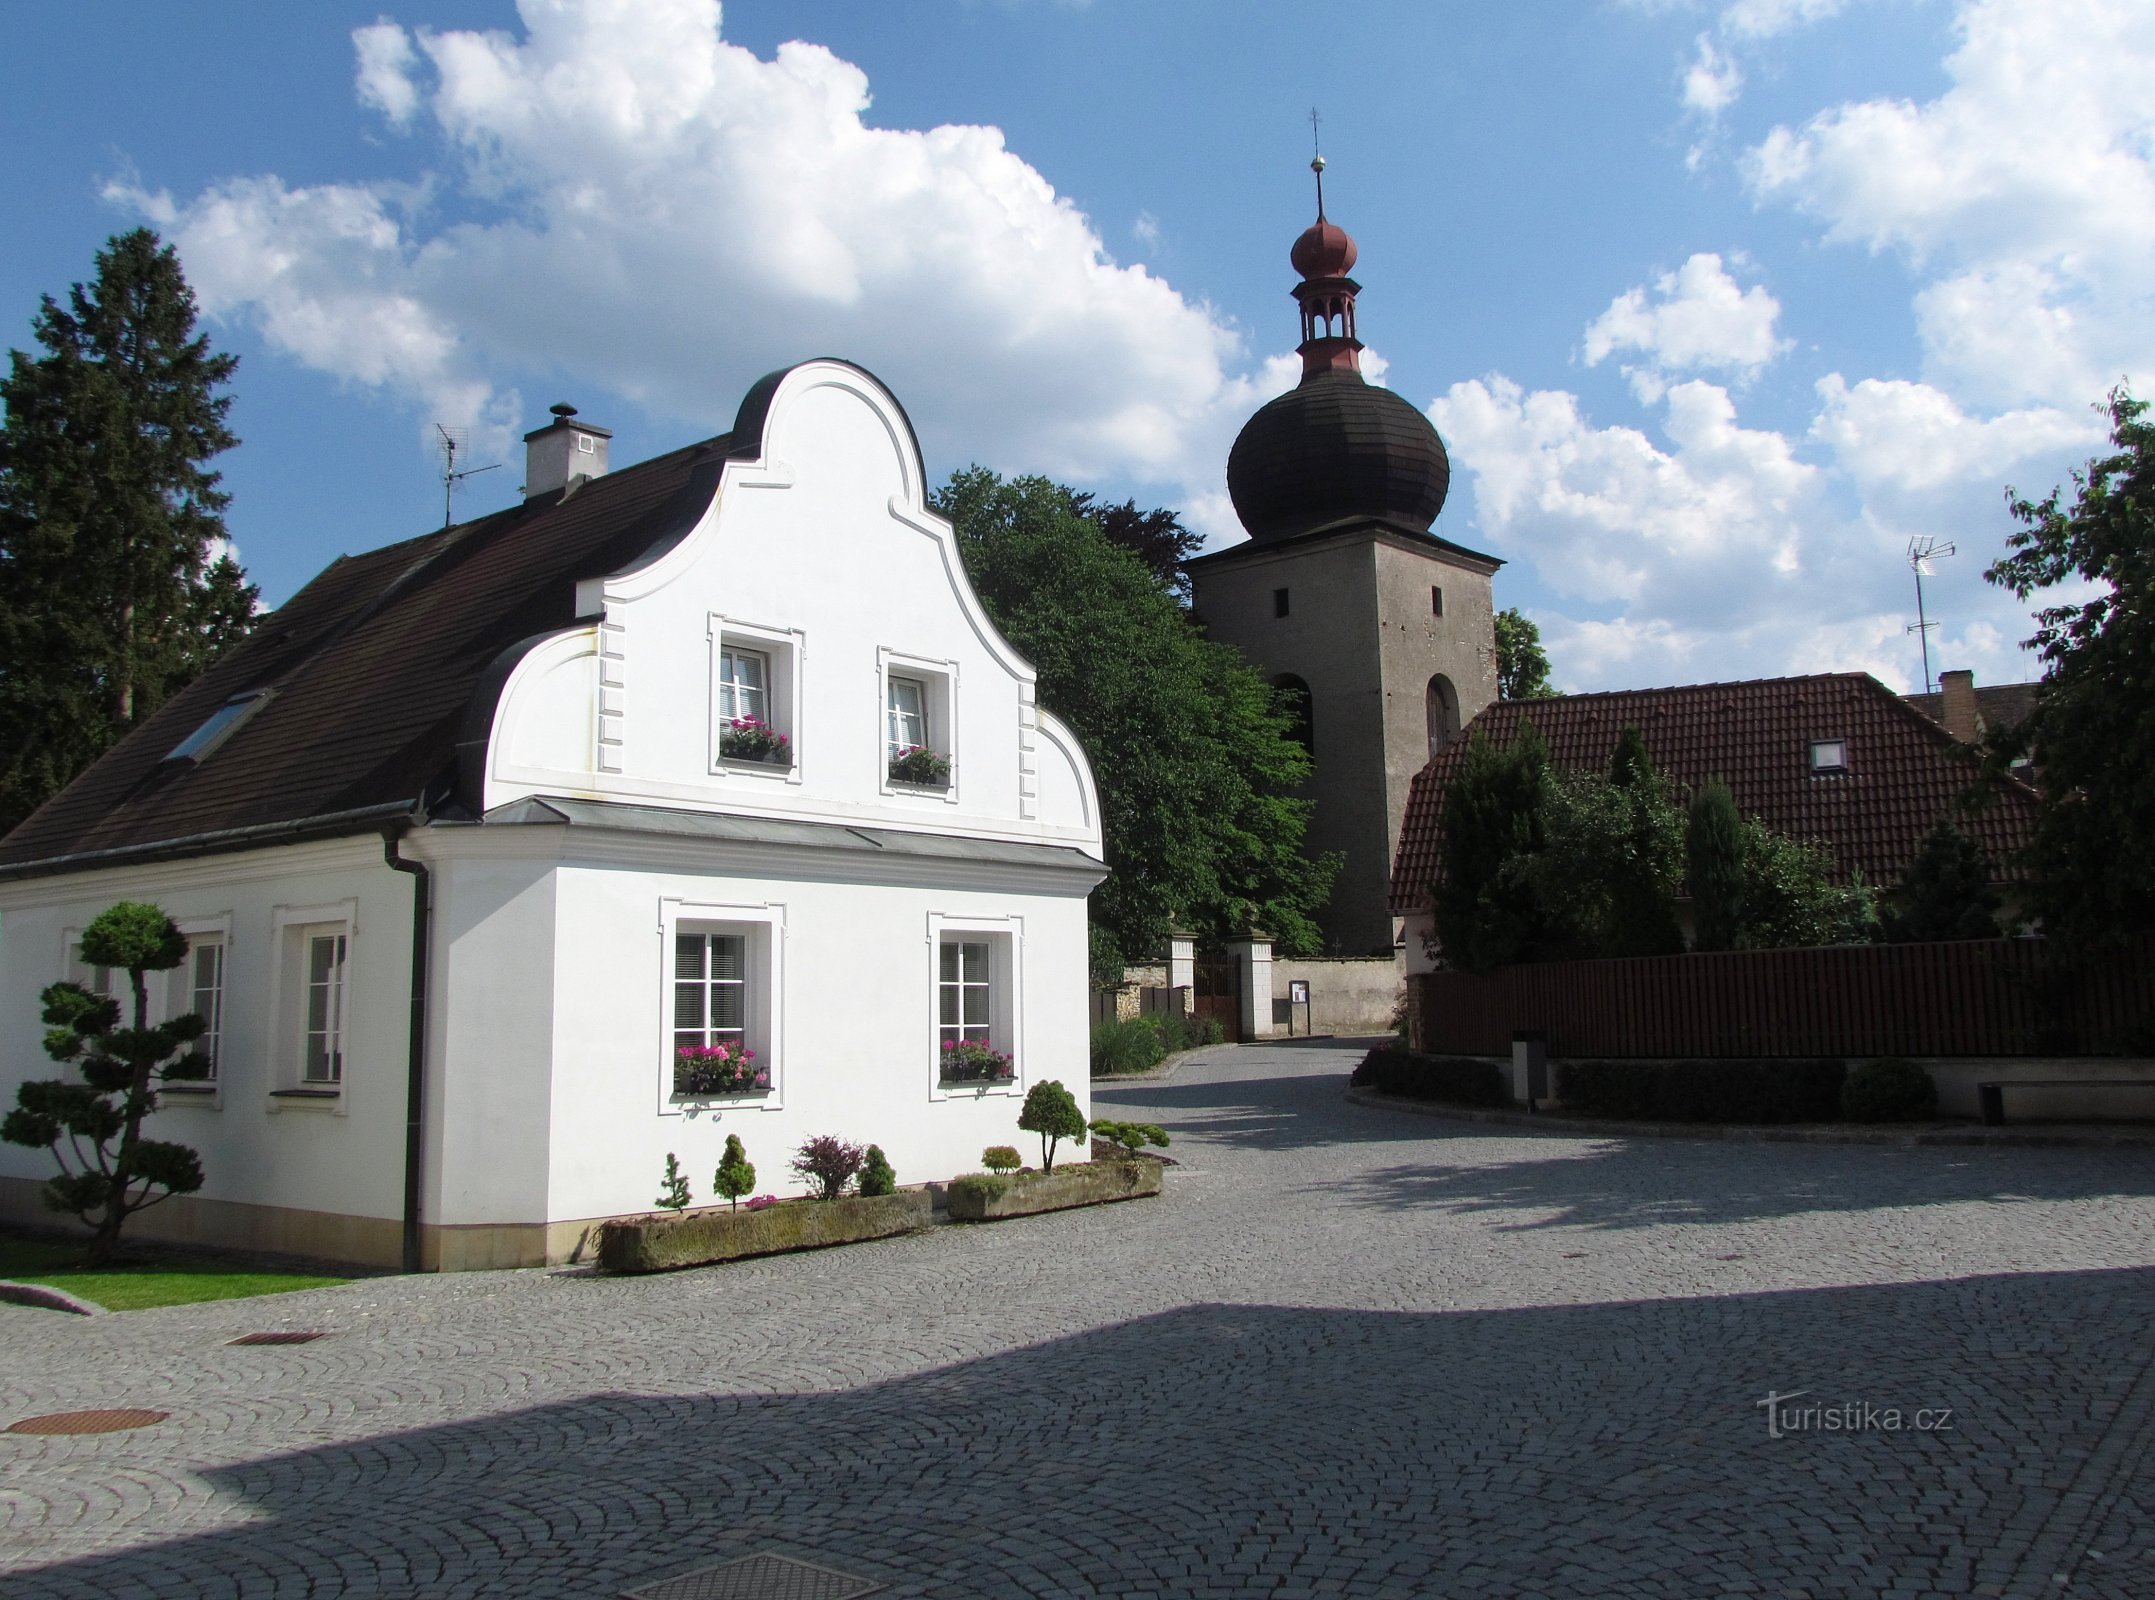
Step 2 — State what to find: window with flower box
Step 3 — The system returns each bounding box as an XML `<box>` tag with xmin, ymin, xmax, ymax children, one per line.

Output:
<box><xmin>708</xmin><ymin>615</ymin><xmax>802</xmax><ymax>777</ymax></box>
<box><xmin>660</xmin><ymin>905</ymin><xmax>783</xmax><ymax>1111</ymax></box>
<box><xmin>929</xmin><ymin>919</ymin><xmax>1018</xmax><ymax>1093</ymax></box>
<box><xmin>880</xmin><ymin>649</ymin><xmax>957</xmax><ymax>796</ymax></box>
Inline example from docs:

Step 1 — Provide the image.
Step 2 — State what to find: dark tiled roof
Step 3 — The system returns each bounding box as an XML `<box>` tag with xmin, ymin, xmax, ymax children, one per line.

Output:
<box><xmin>0</xmin><ymin>435</ymin><xmax>730</xmax><ymax>875</ymax></box>
<box><xmin>1902</xmin><ymin>681</ymin><xmax>2041</xmax><ymax>738</ymax></box>
<box><xmin>1388</xmin><ymin>673</ymin><xmax>2040</xmax><ymax>915</ymax></box>
<box><xmin>1226</xmin><ymin>370</ymin><xmax>1451</xmax><ymax>542</ymax></box>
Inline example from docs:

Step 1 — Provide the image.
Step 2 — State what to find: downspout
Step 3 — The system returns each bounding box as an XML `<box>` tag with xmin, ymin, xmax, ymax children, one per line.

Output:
<box><xmin>383</xmin><ymin>825</ymin><xmax>432</xmax><ymax>1273</ymax></box>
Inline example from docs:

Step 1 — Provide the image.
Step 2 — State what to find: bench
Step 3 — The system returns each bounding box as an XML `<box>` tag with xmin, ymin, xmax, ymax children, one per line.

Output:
<box><xmin>1977</xmin><ymin>1078</ymin><xmax>2155</xmax><ymax>1126</ymax></box>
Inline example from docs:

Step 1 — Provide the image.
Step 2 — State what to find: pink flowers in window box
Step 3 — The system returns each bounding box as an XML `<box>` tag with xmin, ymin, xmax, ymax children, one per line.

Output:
<box><xmin>720</xmin><ymin>717</ymin><xmax>791</xmax><ymax>764</ymax></box>
<box><xmin>673</xmin><ymin>1042</ymin><xmax>770</xmax><ymax>1097</ymax></box>
<box><xmin>939</xmin><ymin>1038</ymin><xmax>1015</xmax><ymax>1083</ymax></box>
<box><xmin>889</xmin><ymin>744</ymin><xmax>951</xmax><ymax>786</ymax></box>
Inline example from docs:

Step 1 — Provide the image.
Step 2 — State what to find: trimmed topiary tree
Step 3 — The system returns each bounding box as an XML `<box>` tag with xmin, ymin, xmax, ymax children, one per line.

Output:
<box><xmin>714</xmin><ymin>1134</ymin><xmax>755</xmax><ymax>1211</ymax></box>
<box><xmin>1018</xmin><ymin>1079</ymin><xmax>1087</xmax><ymax>1172</ymax></box>
<box><xmin>1089</xmin><ymin>1118</ymin><xmax>1169</xmax><ymax>1160</ymax></box>
<box><xmin>2</xmin><ymin>901</ymin><xmax>209</xmax><ymax>1263</ymax></box>
<box><xmin>858</xmin><ymin>1144</ymin><xmax>895</xmax><ymax>1197</ymax></box>
<box><xmin>981</xmin><ymin>1144</ymin><xmax>1022</xmax><ymax>1174</ymax></box>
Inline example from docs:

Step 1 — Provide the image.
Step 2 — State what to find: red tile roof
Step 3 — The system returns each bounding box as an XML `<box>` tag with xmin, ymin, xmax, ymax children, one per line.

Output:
<box><xmin>0</xmin><ymin>435</ymin><xmax>729</xmax><ymax>875</ymax></box>
<box><xmin>1388</xmin><ymin>673</ymin><xmax>2040</xmax><ymax>915</ymax></box>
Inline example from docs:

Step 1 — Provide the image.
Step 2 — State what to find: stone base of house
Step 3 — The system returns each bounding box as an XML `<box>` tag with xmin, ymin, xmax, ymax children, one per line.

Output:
<box><xmin>0</xmin><ymin>1177</ymin><xmax>619</xmax><ymax>1273</ymax></box>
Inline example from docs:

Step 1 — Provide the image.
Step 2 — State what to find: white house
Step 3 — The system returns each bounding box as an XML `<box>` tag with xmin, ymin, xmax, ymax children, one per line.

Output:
<box><xmin>0</xmin><ymin>360</ymin><xmax>1106</xmax><ymax>1271</ymax></box>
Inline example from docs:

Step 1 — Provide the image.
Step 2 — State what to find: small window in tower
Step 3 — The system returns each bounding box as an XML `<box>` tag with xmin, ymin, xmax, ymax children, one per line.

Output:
<box><xmin>1273</xmin><ymin>588</ymin><xmax>1290</xmax><ymax>619</ymax></box>
<box><xmin>1431</xmin><ymin>585</ymin><xmax>1445</xmax><ymax>617</ymax></box>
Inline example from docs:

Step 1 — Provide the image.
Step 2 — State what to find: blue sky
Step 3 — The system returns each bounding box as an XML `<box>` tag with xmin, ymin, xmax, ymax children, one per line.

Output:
<box><xmin>5</xmin><ymin>0</ymin><xmax>2148</xmax><ymax>693</ymax></box>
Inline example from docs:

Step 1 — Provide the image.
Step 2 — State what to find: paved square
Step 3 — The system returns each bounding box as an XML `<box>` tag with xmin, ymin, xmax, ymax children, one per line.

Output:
<box><xmin>4</xmin><ymin>1040</ymin><xmax>2152</xmax><ymax>1596</ymax></box>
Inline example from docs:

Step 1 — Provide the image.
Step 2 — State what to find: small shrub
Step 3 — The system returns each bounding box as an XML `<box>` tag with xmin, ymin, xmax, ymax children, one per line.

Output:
<box><xmin>859</xmin><ymin>1144</ymin><xmax>896</xmax><ymax>1197</ymax></box>
<box><xmin>947</xmin><ymin>1173</ymin><xmax>1012</xmax><ymax>1207</ymax></box>
<box><xmin>1090</xmin><ymin>1118</ymin><xmax>1169</xmax><ymax>1159</ymax></box>
<box><xmin>790</xmin><ymin>1135</ymin><xmax>865</xmax><ymax>1200</ymax></box>
<box><xmin>982</xmin><ymin>1144</ymin><xmax>1022</xmax><ymax>1174</ymax></box>
<box><xmin>713</xmin><ymin>1134</ymin><xmax>756</xmax><ymax>1211</ymax></box>
<box><xmin>889</xmin><ymin>745</ymin><xmax>951</xmax><ymax>785</ymax></box>
<box><xmin>745</xmin><ymin>1194</ymin><xmax>779</xmax><ymax>1211</ymax></box>
<box><xmin>1841</xmin><ymin>1057</ymin><xmax>1938</xmax><ymax>1123</ymax></box>
<box><xmin>1091</xmin><ymin>1016</ymin><xmax>1166</xmax><ymax>1076</ymax></box>
<box><xmin>1349</xmin><ymin>1047</ymin><xmax>1509</xmax><ymax>1108</ymax></box>
<box><xmin>1018</xmin><ymin>1079</ymin><xmax>1088</xmax><ymax>1172</ymax></box>
<box><xmin>655</xmin><ymin>1152</ymin><xmax>692</xmax><ymax>1211</ymax></box>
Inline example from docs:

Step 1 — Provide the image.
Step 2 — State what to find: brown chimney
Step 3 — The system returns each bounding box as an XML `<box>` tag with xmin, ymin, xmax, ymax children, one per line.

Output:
<box><xmin>1939</xmin><ymin>668</ymin><xmax>1981</xmax><ymax>743</ymax></box>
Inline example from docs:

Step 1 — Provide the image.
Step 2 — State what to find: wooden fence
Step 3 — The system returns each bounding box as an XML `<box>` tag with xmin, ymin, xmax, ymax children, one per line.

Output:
<box><xmin>1413</xmin><ymin>935</ymin><xmax>2155</xmax><ymax>1059</ymax></box>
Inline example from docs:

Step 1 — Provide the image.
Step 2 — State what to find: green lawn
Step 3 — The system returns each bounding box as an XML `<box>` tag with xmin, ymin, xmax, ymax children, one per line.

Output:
<box><xmin>0</xmin><ymin>1235</ymin><xmax>352</xmax><ymax>1312</ymax></box>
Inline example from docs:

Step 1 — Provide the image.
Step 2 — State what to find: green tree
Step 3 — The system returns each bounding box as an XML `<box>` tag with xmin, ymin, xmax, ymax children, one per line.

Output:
<box><xmin>1984</xmin><ymin>387</ymin><xmax>2155</xmax><ymax>946</ymax></box>
<box><xmin>1530</xmin><ymin>739</ymin><xmax>1686</xmax><ymax>960</ymax></box>
<box><xmin>1493</xmin><ymin>607</ymin><xmax>1557</xmax><ymax>700</ymax></box>
<box><xmin>713</xmin><ymin>1134</ymin><xmax>756</xmax><ymax>1211</ymax></box>
<box><xmin>1430</xmin><ymin>721</ymin><xmax>1552</xmax><ymax>970</ymax></box>
<box><xmin>1880</xmin><ymin>822</ymin><xmax>2003</xmax><ymax>943</ymax></box>
<box><xmin>1061</xmin><ymin>489</ymin><xmax>1202</xmax><ymax>599</ymax></box>
<box><xmin>0</xmin><ymin>229</ymin><xmax>257</xmax><ymax>834</ymax></box>
<box><xmin>1017</xmin><ymin>1079</ymin><xmax>1087</xmax><ymax>1172</ymax></box>
<box><xmin>933</xmin><ymin>468</ymin><xmax>1335</xmax><ymax>964</ymax></box>
<box><xmin>654</xmin><ymin>1153</ymin><xmax>691</xmax><ymax>1212</ymax></box>
<box><xmin>1</xmin><ymin>901</ymin><xmax>209</xmax><ymax>1262</ymax></box>
<box><xmin>1737</xmin><ymin>826</ymin><xmax>1877</xmax><ymax>949</ymax></box>
<box><xmin>1686</xmin><ymin>779</ymin><xmax>1747</xmax><ymax>953</ymax></box>
<box><xmin>857</xmin><ymin>1144</ymin><xmax>896</xmax><ymax>1197</ymax></box>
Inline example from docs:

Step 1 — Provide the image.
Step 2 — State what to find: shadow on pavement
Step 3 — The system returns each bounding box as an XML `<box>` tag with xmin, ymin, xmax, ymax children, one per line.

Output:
<box><xmin>10</xmin><ymin>1271</ymin><xmax>2152</xmax><ymax>1598</ymax></box>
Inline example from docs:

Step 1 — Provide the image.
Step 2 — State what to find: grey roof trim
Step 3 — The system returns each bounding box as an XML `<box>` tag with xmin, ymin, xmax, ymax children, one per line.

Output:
<box><xmin>1184</xmin><ymin>517</ymin><xmax>1502</xmax><ymax>574</ymax></box>
<box><xmin>0</xmin><ymin>801</ymin><xmax>420</xmax><ymax>884</ymax></box>
<box><xmin>485</xmin><ymin>795</ymin><xmax>1108</xmax><ymax>877</ymax></box>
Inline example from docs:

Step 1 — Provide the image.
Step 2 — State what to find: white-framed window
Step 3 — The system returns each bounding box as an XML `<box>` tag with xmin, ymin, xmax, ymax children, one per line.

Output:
<box><xmin>888</xmin><ymin>675</ymin><xmax>929</xmax><ymax>760</ymax></box>
<box><xmin>926</xmin><ymin>914</ymin><xmax>1021</xmax><ymax>1097</ymax></box>
<box><xmin>1809</xmin><ymin>739</ymin><xmax>1849</xmax><ymax>773</ymax></box>
<box><xmin>879</xmin><ymin>649</ymin><xmax>958</xmax><ymax>798</ymax></box>
<box><xmin>674</xmin><ymin>930</ymin><xmax>747</xmax><ymax>1053</ymax></box>
<box><xmin>708</xmin><ymin>614</ymin><xmax>804</xmax><ymax>779</ymax></box>
<box><xmin>717</xmin><ymin>646</ymin><xmax>768</xmax><ymax>725</ymax></box>
<box><xmin>301</xmin><ymin>930</ymin><xmax>349</xmax><ymax>1084</ymax></box>
<box><xmin>658</xmin><ymin>899</ymin><xmax>785</xmax><ymax>1114</ymax></box>
<box><xmin>64</xmin><ymin>935</ymin><xmax>115</xmax><ymax>1001</ymax></box>
<box><xmin>187</xmin><ymin>937</ymin><xmax>226</xmax><ymax>1077</ymax></box>
<box><xmin>939</xmin><ymin>938</ymin><xmax>993</xmax><ymax>1046</ymax></box>
<box><xmin>269</xmin><ymin>903</ymin><xmax>356</xmax><ymax>1103</ymax></box>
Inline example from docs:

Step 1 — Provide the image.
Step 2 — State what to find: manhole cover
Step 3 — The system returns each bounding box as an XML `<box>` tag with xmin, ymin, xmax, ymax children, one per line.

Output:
<box><xmin>621</xmin><ymin>1553</ymin><xmax>885</xmax><ymax>1600</ymax></box>
<box><xmin>228</xmin><ymin>1331</ymin><xmax>326</xmax><ymax>1345</ymax></box>
<box><xmin>7</xmin><ymin>1408</ymin><xmax>168</xmax><ymax>1436</ymax></box>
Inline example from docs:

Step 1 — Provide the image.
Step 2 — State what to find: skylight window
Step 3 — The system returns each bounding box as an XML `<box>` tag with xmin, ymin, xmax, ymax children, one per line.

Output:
<box><xmin>1808</xmin><ymin>739</ymin><xmax>1848</xmax><ymax>774</ymax></box>
<box><xmin>164</xmin><ymin>691</ymin><xmax>270</xmax><ymax>765</ymax></box>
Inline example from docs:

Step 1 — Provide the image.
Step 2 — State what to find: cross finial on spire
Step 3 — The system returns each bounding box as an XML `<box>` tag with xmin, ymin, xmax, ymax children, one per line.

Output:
<box><xmin>1309</xmin><ymin>107</ymin><xmax>1327</xmax><ymax>216</ymax></box>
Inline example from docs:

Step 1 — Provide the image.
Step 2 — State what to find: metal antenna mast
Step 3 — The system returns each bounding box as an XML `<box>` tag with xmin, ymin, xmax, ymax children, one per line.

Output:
<box><xmin>435</xmin><ymin>425</ymin><xmax>501</xmax><ymax>529</ymax></box>
<box><xmin>1906</xmin><ymin>536</ymin><xmax>1956</xmax><ymax>695</ymax></box>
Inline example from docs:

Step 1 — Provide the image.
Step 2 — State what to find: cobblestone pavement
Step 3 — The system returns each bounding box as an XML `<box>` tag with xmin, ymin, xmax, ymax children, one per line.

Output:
<box><xmin>5</xmin><ymin>1040</ymin><xmax>2155</xmax><ymax>1598</ymax></box>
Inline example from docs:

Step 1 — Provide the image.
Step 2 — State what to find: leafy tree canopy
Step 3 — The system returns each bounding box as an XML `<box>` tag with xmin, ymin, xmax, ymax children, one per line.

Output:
<box><xmin>934</xmin><ymin>467</ymin><xmax>1336</xmax><ymax>963</ymax></box>
<box><xmin>1493</xmin><ymin>607</ymin><xmax>1557</xmax><ymax>700</ymax></box>
<box><xmin>1061</xmin><ymin>488</ymin><xmax>1202</xmax><ymax>599</ymax></box>
<box><xmin>1880</xmin><ymin>822</ymin><xmax>2002</xmax><ymax>943</ymax></box>
<box><xmin>0</xmin><ymin>229</ymin><xmax>258</xmax><ymax>835</ymax></box>
<box><xmin>1984</xmin><ymin>386</ymin><xmax>2155</xmax><ymax>945</ymax></box>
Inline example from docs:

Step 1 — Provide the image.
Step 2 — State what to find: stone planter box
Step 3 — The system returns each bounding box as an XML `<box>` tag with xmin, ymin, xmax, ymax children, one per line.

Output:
<box><xmin>943</xmin><ymin>1159</ymin><xmax>1162</xmax><ymax>1222</ymax></box>
<box><xmin>596</xmin><ymin>1188</ymin><xmax>932</xmax><ymax>1273</ymax></box>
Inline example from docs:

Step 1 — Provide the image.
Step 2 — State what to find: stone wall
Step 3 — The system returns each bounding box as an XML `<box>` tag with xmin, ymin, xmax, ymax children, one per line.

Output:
<box><xmin>1272</xmin><ymin>953</ymin><xmax>1404</xmax><ymax>1037</ymax></box>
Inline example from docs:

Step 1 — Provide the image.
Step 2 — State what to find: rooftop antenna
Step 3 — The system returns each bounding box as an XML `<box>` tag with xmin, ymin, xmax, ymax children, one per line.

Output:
<box><xmin>435</xmin><ymin>424</ymin><xmax>501</xmax><ymax>529</ymax></box>
<box><xmin>1309</xmin><ymin>107</ymin><xmax>1326</xmax><ymax>215</ymax></box>
<box><xmin>1906</xmin><ymin>536</ymin><xmax>1956</xmax><ymax>695</ymax></box>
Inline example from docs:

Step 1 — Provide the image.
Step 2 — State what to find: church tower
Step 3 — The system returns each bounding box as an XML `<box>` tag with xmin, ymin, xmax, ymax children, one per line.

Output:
<box><xmin>1187</xmin><ymin>157</ymin><xmax>1501</xmax><ymax>954</ymax></box>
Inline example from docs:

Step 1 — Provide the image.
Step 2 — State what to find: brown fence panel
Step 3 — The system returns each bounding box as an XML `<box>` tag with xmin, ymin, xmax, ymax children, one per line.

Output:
<box><xmin>1414</xmin><ymin>936</ymin><xmax>2155</xmax><ymax>1059</ymax></box>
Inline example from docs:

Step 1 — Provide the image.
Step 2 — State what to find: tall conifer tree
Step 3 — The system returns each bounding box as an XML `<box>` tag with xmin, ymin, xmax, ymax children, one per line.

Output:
<box><xmin>0</xmin><ymin>229</ymin><xmax>256</xmax><ymax>834</ymax></box>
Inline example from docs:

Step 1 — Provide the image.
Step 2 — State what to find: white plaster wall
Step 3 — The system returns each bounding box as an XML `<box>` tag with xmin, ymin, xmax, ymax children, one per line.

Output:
<box><xmin>0</xmin><ymin>838</ymin><xmax>412</xmax><ymax>1231</ymax></box>
<box><xmin>484</xmin><ymin>361</ymin><xmax>1099</xmax><ymax>854</ymax></box>
<box><xmin>539</xmin><ymin>852</ymin><xmax>1092</xmax><ymax>1223</ymax></box>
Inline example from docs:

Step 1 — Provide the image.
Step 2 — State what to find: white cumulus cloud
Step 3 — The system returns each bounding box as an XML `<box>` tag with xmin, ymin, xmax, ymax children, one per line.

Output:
<box><xmin>111</xmin><ymin>0</ymin><xmax>1284</xmax><ymax>507</ymax></box>
<box><xmin>1582</xmin><ymin>253</ymin><xmax>1789</xmax><ymax>402</ymax></box>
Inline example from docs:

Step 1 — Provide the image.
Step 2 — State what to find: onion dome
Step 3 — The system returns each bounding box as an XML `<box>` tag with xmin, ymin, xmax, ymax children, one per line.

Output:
<box><xmin>1291</xmin><ymin>217</ymin><xmax>1357</xmax><ymax>279</ymax></box>
<box><xmin>1225</xmin><ymin>155</ymin><xmax>1450</xmax><ymax>543</ymax></box>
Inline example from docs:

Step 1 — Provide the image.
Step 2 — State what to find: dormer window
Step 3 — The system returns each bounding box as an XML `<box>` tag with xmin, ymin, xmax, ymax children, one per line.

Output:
<box><xmin>1809</xmin><ymin>739</ymin><xmax>1848</xmax><ymax>774</ymax></box>
<box><xmin>163</xmin><ymin>690</ymin><xmax>270</xmax><ymax>765</ymax></box>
